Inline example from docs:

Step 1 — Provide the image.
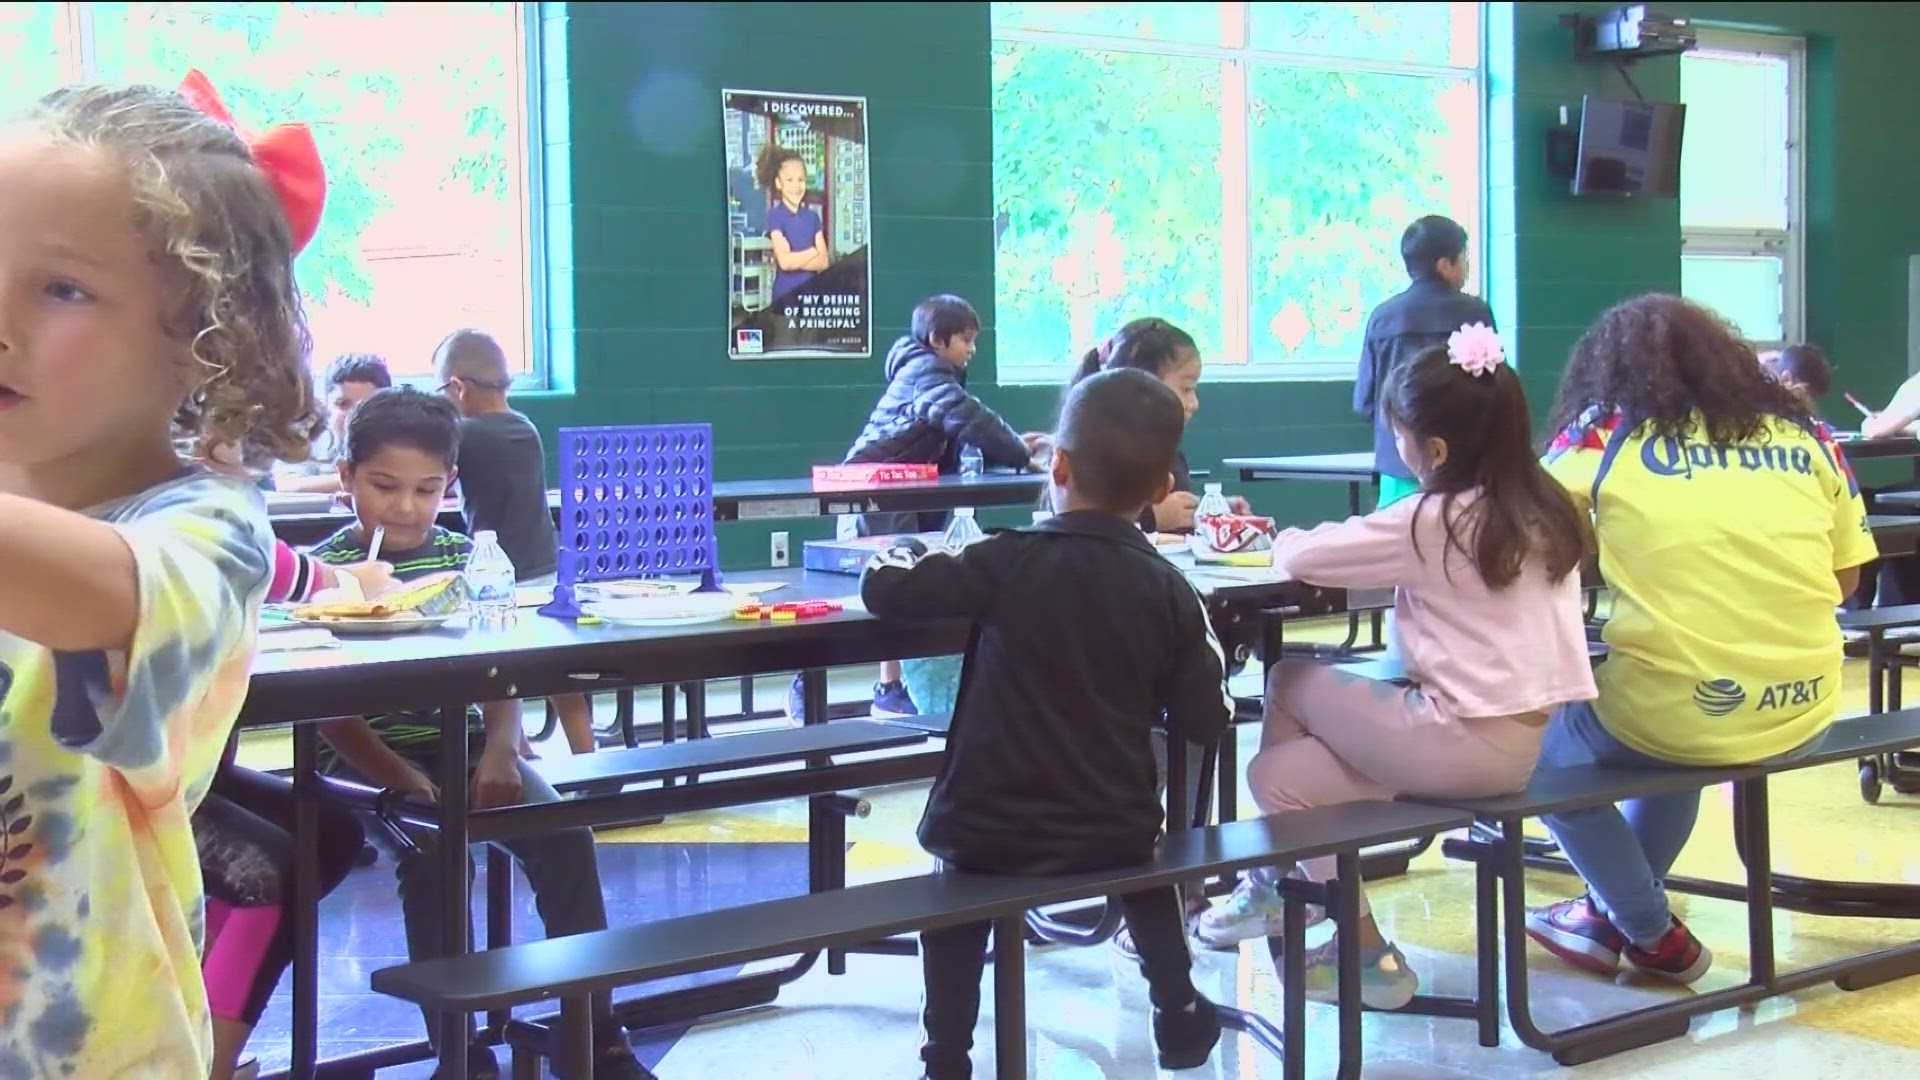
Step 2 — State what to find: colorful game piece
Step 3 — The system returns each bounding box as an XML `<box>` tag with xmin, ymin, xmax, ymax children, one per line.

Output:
<box><xmin>770</xmin><ymin>609</ymin><xmax>798</xmax><ymax>622</ymax></box>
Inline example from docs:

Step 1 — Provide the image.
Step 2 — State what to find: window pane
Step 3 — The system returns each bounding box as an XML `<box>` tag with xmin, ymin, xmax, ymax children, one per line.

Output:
<box><xmin>0</xmin><ymin>4</ymin><xmax>64</xmax><ymax>114</ymax></box>
<box><xmin>1247</xmin><ymin>65</ymin><xmax>1478</xmax><ymax>369</ymax></box>
<box><xmin>1682</xmin><ymin>254</ymin><xmax>1784</xmax><ymax>342</ymax></box>
<box><xmin>1680</xmin><ymin>48</ymin><xmax>1791</xmax><ymax>230</ymax></box>
<box><xmin>992</xmin><ymin>43</ymin><xmax>1222</xmax><ymax>376</ymax></box>
<box><xmin>991</xmin><ymin>2</ymin><xmax>1222</xmax><ymax>46</ymax></box>
<box><xmin>89</xmin><ymin>2</ymin><xmax>534</xmax><ymax>382</ymax></box>
<box><xmin>1248</xmin><ymin>2</ymin><xmax>1479</xmax><ymax>68</ymax></box>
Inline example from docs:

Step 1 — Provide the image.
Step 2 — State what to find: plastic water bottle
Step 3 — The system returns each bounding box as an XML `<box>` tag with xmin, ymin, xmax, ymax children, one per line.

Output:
<box><xmin>941</xmin><ymin>507</ymin><xmax>986</xmax><ymax>552</ymax></box>
<box><xmin>465</xmin><ymin>530</ymin><xmax>517</xmax><ymax>627</ymax></box>
<box><xmin>959</xmin><ymin>444</ymin><xmax>984</xmax><ymax>477</ymax></box>
<box><xmin>1196</xmin><ymin>482</ymin><xmax>1232</xmax><ymax>520</ymax></box>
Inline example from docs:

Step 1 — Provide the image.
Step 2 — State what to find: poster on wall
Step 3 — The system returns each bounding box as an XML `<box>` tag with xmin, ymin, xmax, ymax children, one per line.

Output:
<box><xmin>723</xmin><ymin>89</ymin><xmax>872</xmax><ymax>360</ymax></box>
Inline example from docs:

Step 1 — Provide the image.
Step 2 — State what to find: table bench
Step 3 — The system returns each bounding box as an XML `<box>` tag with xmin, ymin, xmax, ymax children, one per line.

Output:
<box><xmin>370</xmin><ymin>800</ymin><xmax>1470</xmax><ymax>1080</ymax></box>
<box><xmin>1417</xmin><ymin>707</ymin><xmax>1920</xmax><ymax>1066</ymax></box>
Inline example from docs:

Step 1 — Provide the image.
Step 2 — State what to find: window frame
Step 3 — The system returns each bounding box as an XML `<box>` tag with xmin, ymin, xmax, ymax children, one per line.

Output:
<box><xmin>989</xmin><ymin>3</ymin><xmax>1484</xmax><ymax>385</ymax></box>
<box><xmin>1680</xmin><ymin>28</ymin><xmax>1805</xmax><ymax>349</ymax></box>
<box><xmin>18</xmin><ymin>1</ymin><xmax>552</xmax><ymax>389</ymax></box>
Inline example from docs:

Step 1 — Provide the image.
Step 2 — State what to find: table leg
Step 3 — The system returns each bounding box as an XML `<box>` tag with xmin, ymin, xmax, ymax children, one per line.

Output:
<box><xmin>993</xmin><ymin>914</ymin><xmax>1028</xmax><ymax>1079</ymax></box>
<box><xmin>289</xmin><ymin>723</ymin><xmax>321</xmax><ymax>1080</ymax></box>
<box><xmin>436</xmin><ymin>705</ymin><xmax>472</xmax><ymax>1077</ymax></box>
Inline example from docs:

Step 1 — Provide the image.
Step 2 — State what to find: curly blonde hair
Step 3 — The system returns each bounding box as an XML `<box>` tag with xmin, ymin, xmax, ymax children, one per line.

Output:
<box><xmin>25</xmin><ymin>83</ymin><xmax>321</xmax><ymax>468</ymax></box>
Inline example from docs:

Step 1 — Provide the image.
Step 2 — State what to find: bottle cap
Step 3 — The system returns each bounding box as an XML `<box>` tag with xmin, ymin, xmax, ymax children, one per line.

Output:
<box><xmin>1204</xmin><ymin>483</ymin><xmax>1224</xmax><ymax>495</ymax></box>
<box><xmin>475</xmin><ymin>530</ymin><xmax>498</xmax><ymax>543</ymax></box>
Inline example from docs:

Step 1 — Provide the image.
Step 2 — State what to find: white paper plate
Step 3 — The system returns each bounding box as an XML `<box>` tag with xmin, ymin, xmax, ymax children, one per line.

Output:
<box><xmin>581</xmin><ymin>593</ymin><xmax>740</xmax><ymax>627</ymax></box>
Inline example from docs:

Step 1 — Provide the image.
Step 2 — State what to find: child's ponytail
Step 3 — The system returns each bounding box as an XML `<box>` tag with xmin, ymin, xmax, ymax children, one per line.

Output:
<box><xmin>1070</xmin><ymin>345</ymin><xmax>1104</xmax><ymax>387</ymax></box>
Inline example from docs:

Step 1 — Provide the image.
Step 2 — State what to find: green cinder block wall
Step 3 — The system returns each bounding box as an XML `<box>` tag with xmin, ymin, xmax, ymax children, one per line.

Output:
<box><xmin>523</xmin><ymin>1</ymin><xmax>1920</xmax><ymax>566</ymax></box>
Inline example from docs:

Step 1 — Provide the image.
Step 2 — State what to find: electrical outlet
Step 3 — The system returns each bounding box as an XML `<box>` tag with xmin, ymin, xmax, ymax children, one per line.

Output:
<box><xmin>770</xmin><ymin>531</ymin><xmax>791</xmax><ymax>568</ymax></box>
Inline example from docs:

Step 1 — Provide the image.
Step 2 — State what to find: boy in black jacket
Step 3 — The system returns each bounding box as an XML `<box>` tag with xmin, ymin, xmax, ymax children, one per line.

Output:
<box><xmin>807</xmin><ymin>294</ymin><xmax>1034</xmax><ymax>720</ymax></box>
<box><xmin>863</xmin><ymin>368</ymin><xmax>1232</xmax><ymax>1079</ymax></box>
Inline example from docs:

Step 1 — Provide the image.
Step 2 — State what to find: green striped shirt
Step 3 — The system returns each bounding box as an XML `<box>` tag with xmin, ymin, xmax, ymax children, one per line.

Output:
<box><xmin>308</xmin><ymin>524</ymin><xmax>483</xmax><ymax>769</ymax></box>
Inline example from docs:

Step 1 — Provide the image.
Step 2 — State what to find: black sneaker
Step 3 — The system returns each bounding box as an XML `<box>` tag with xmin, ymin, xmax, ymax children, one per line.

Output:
<box><xmin>873</xmin><ymin>680</ymin><xmax>919</xmax><ymax>718</ymax></box>
<box><xmin>1152</xmin><ymin>994</ymin><xmax>1222</xmax><ymax>1070</ymax></box>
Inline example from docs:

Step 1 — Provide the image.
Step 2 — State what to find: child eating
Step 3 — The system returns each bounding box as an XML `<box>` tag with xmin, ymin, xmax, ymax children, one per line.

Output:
<box><xmin>312</xmin><ymin>387</ymin><xmax>649</xmax><ymax>1079</ymax></box>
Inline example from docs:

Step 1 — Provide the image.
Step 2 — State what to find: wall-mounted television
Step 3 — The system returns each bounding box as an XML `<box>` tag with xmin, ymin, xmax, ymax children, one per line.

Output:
<box><xmin>1573</xmin><ymin>95</ymin><xmax>1686</xmax><ymax>197</ymax></box>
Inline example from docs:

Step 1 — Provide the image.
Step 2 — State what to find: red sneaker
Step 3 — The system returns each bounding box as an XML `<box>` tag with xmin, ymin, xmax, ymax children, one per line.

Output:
<box><xmin>1624</xmin><ymin>918</ymin><xmax>1713</xmax><ymax>985</ymax></box>
<box><xmin>1525</xmin><ymin>896</ymin><xmax>1625</xmax><ymax>977</ymax></box>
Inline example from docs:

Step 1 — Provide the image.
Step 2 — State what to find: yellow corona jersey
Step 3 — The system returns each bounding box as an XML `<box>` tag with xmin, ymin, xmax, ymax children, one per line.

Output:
<box><xmin>0</xmin><ymin>470</ymin><xmax>269</xmax><ymax>1077</ymax></box>
<box><xmin>1546</xmin><ymin>410</ymin><xmax>1877</xmax><ymax>765</ymax></box>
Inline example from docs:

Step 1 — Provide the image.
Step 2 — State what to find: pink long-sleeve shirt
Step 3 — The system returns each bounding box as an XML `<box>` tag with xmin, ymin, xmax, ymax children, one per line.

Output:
<box><xmin>1272</xmin><ymin>490</ymin><xmax>1597</xmax><ymax>719</ymax></box>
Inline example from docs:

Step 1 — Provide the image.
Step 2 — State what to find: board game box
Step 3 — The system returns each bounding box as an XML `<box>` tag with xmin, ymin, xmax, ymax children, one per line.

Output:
<box><xmin>803</xmin><ymin>532</ymin><xmax>944</xmax><ymax>575</ymax></box>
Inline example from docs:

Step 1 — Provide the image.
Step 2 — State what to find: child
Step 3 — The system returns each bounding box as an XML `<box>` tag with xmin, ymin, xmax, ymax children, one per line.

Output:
<box><xmin>1066</xmin><ymin>316</ymin><xmax>1248</xmax><ymax>532</ymax></box>
<box><xmin>312</xmin><ymin>388</ymin><xmax>648</xmax><ymax>1080</ymax></box>
<box><xmin>756</xmin><ymin>144</ymin><xmax>828</xmax><ymax>298</ymax></box>
<box><xmin>1526</xmin><ymin>295</ymin><xmax>1875</xmax><ymax>986</ymax></box>
<box><xmin>195</xmin><ymin>539</ymin><xmax>390</xmax><ymax>1080</ymax></box>
<box><xmin>807</xmin><ymin>294</ymin><xmax>1030</xmax><ymax>720</ymax></box>
<box><xmin>1192</xmin><ymin>326</ymin><xmax>1595</xmax><ymax>1008</ymax></box>
<box><xmin>273</xmin><ymin>352</ymin><xmax>391</xmax><ymax>493</ymax></box>
<box><xmin>0</xmin><ymin>78</ymin><xmax>321</xmax><ymax>1075</ymax></box>
<box><xmin>1762</xmin><ymin>343</ymin><xmax>1832</xmax><ymax>410</ymax></box>
<box><xmin>432</xmin><ymin>328</ymin><xmax>597</xmax><ymax>757</ymax></box>
<box><xmin>1354</xmin><ymin>215</ymin><xmax>1496</xmax><ymax>511</ymax></box>
<box><xmin>864</xmin><ymin>368</ymin><xmax>1231</xmax><ymax>1078</ymax></box>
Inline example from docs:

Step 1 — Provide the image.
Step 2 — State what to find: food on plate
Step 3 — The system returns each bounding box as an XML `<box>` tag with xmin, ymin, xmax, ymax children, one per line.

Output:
<box><xmin>293</xmin><ymin>571</ymin><xmax>466</xmax><ymax>621</ymax></box>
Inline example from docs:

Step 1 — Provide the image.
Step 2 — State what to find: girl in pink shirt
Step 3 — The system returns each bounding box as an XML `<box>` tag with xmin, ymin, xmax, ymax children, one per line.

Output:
<box><xmin>1193</xmin><ymin>326</ymin><xmax>1596</xmax><ymax>1008</ymax></box>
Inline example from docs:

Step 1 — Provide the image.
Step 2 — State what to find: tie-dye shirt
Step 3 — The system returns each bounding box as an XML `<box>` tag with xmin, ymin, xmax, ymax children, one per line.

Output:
<box><xmin>0</xmin><ymin>469</ymin><xmax>271</xmax><ymax>1078</ymax></box>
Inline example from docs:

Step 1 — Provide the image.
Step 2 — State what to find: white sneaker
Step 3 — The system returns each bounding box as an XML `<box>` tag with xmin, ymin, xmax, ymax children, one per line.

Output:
<box><xmin>1191</xmin><ymin>875</ymin><xmax>1322</xmax><ymax>949</ymax></box>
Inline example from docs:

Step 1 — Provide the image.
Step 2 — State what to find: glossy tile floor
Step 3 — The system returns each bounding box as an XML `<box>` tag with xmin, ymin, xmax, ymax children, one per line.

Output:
<box><xmin>242</xmin><ymin>640</ymin><xmax>1920</xmax><ymax>1078</ymax></box>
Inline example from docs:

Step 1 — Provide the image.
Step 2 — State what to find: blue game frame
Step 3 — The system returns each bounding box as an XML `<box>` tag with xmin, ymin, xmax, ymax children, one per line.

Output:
<box><xmin>539</xmin><ymin>423</ymin><xmax>725</xmax><ymax>620</ymax></box>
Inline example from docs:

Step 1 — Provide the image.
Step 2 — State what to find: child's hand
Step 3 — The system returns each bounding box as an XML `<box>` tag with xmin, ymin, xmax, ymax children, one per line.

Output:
<box><xmin>391</xmin><ymin>767</ymin><xmax>440</xmax><ymax>806</ymax></box>
<box><xmin>1228</xmin><ymin>496</ymin><xmax>1252</xmax><ymax>515</ymax></box>
<box><xmin>340</xmin><ymin>561</ymin><xmax>398</xmax><ymax>598</ymax></box>
<box><xmin>471</xmin><ymin>745</ymin><xmax>524</xmax><ymax>810</ymax></box>
<box><xmin>1154</xmin><ymin>491</ymin><xmax>1199</xmax><ymax>532</ymax></box>
<box><xmin>1862</xmin><ymin>412</ymin><xmax>1910</xmax><ymax>440</ymax></box>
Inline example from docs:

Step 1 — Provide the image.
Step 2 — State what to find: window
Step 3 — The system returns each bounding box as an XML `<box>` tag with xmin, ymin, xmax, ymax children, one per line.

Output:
<box><xmin>990</xmin><ymin>2</ymin><xmax>1481</xmax><ymax>383</ymax></box>
<box><xmin>1680</xmin><ymin>30</ymin><xmax>1803</xmax><ymax>347</ymax></box>
<box><xmin>0</xmin><ymin>3</ymin><xmax>545</xmax><ymax>386</ymax></box>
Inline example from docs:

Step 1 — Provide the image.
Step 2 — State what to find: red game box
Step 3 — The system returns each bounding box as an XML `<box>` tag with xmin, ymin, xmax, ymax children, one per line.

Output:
<box><xmin>811</xmin><ymin>463</ymin><xmax>939</xmax><ymax>486</ymax></box>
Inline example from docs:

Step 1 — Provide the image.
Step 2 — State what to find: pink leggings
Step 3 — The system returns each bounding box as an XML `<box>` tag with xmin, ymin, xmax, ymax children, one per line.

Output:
<box><xmin>1248</xmin><ymin>659</ymin><xmax>1543</xmax><ymax>915</ymax></box>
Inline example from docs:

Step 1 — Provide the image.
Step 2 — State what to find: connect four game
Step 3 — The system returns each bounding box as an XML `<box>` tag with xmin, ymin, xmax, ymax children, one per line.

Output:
<box><xmin>539</xmin><ymin>423</ymin><xmax>724</xmax><ymax>620</ymax></box>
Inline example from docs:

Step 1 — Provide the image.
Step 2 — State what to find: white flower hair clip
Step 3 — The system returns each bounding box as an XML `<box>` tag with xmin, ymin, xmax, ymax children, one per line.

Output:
<box><xmin>1447</xmin><ymin>322</ymin><xmax>1505</xmax><ymax>377</ymax></box>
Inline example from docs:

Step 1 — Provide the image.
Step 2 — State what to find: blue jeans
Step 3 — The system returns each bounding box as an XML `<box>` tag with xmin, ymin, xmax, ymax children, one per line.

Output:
<box><xmin>1539</xmin><ymin>701</ymin><xmax>1814</xmax><ymax>946</ymax></box>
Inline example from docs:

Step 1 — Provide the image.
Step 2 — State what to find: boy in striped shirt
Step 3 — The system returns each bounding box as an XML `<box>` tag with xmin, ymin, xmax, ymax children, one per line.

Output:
<box><xmin>311</xmin><ymin>388</ymin><xmax>648</xmax><ymax>1078</ymax></box>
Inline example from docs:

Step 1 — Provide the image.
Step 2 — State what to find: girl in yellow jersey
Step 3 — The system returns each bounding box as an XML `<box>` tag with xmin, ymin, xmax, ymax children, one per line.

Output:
<box><xmin>1526</xmin><ymin>295</ymin><xmax>1875</xmax><ymax>986</ymax></box>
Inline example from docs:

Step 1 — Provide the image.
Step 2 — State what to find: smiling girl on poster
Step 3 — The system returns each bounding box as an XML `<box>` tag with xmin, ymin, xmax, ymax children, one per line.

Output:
<box><xmin>756</xmin><ymin>143</ymin><xmax>829</xmax><ymax>299</ymax></box>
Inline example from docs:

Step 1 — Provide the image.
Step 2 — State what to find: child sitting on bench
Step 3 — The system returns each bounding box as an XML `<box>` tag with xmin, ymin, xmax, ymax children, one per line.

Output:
<box><xmin>312</xmin><ymin>388</ymin><xmax>649</xmax><ymax>1080</ymax></box>
<box><xmin>1192</xmin><ymin>326</ymin><xmax>1596</xmax><ymax>1008</ymax></box>
<box><xmin>1528</xmin><ymin>295</ymin><xmax>1875</xmax><ymax>986</ymax></box>
<box><xmin>863</xmin><ymin>368</ymin><xmax>1232</xmax><ymax>1079</ymax></box>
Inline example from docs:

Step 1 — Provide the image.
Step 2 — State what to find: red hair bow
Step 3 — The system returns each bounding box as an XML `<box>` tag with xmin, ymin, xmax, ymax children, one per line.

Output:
<box><xmin>178</xmin><ymin>70</ymin><xmax>326</xmax><ymax>255</ymax></box>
